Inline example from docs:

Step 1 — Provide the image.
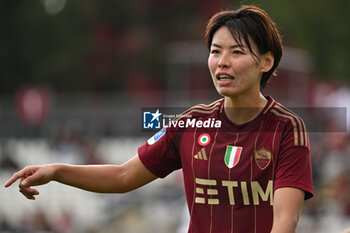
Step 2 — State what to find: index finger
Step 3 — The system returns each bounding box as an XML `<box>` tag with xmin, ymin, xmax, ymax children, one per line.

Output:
<box><xmin>4</xmin><ymin>170</ymin><xmax>26</xmax><ymax>188</ymax></box>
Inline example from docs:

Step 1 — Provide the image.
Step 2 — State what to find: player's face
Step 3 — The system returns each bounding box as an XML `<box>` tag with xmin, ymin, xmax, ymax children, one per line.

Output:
<box><xmin>208</xmin><ymin>26</ymin><xmax>270</xmax><ymax>98</ymax></box>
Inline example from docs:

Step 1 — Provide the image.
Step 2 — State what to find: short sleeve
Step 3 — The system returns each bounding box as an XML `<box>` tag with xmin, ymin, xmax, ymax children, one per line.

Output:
<box><xmin>138</xmin><ymin>127</ymin><xmax>182</xmax><ymax>178</ymax></box>
<box><xmin>274</xmin><ymin>122</ymin><xmax>314</xmax><ymax>200</ymax></box>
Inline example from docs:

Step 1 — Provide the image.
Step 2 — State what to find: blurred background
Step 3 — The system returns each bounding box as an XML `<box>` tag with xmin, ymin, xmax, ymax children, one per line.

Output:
<box><xmin>1</xmin><ymin>0</ymin><xmax>350</xmax><ymax>232</ymax></box>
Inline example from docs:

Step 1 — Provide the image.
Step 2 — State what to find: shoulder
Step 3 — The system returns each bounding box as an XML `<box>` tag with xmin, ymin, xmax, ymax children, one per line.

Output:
<box><xmin>174</xmin><ymin>98</ymin><xmax>224</xmax><ymax>121</ymax></box>
<box><xmin>266</xmin><ymin>98</ymin><xmax>309</xmax><ymax>147</ymax></box>
<box><xmin>268</xmin><ymin>100</ymin><xmax>305</xmax><ymax>125</ymax></box>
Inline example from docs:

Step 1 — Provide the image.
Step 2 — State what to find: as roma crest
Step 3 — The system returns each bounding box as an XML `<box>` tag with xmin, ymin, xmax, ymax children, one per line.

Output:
<box><xmin>255</xmin><ymin>147</ymin><xmax>272</xmax><ymax>170</ymax></box>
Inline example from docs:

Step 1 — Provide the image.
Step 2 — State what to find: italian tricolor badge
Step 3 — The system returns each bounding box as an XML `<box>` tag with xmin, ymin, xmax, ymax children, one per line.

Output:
<box><xmin>224</xmin><ymin>146</ymin><xmax>243</xmax><ymax>168</ymax></box>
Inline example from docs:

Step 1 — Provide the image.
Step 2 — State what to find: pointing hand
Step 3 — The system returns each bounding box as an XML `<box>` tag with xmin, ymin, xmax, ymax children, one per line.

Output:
<box><xmin>4</xmin><ymin>165</ymin><xmax>55</xmax><ymax>200</ymax></box>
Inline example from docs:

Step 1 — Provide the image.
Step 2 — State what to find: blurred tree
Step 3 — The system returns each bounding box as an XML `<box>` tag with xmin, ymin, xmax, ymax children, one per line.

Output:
<box><xmin>241</xmin><ymin>0</ymin><xmax>350</xmax><ymax>83</ymax></box>
<box><xmin>0</xmin><ymin>0</ymin><xmax>92</xmax><ymax>93</ymax></box>
<box><xmin>1</xmin><ymin>0</ymin><xmax>349</xmax><ymax>94</ymax></box>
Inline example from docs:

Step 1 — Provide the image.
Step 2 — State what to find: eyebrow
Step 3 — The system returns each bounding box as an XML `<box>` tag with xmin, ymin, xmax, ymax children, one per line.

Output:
<box><xmin>211</xmin><ymin>43</ymin><xmax>245</xmax><ymax>49</ymax></box>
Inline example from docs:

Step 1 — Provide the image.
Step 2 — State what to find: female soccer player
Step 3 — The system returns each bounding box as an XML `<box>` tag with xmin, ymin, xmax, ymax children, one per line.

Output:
<box><xmin>5</xmin><ymin>5</ymin><xmax>313</xmax><ymax>233</ymax></box>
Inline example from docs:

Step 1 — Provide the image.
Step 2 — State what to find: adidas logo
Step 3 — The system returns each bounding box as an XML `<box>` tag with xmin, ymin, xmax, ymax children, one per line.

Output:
<box><xmin>194</xmin><ymin>148</ymin><xmax>208</xmax><ymax>161</ymax></box>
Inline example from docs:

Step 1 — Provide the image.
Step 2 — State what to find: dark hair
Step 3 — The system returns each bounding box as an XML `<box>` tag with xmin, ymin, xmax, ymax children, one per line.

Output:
<box><xmin>205</xmin><ymin>6</ymin><xmax>283</xmax><ymax>90</ymax></box>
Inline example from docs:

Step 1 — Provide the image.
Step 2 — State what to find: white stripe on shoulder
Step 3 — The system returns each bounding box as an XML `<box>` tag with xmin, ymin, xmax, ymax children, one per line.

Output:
<box><xmin>275</xmin><ymin>103</ymin><xmax>308</xmax><ymax>147</ymax></box>
<box><xmin>263</xmin><ymin>99</ymin><xmax>275</xmax><ymax>114</ymax></box>
<box><xmin>196</xmin><ymin>98</ymin><xmax>223</xmax><ymax>109</ymax></box>
<box><xmin>271</xmin><ymin>103</ymin><xmax>308</xmax><ymax>147</ymax></box>
<box><xmin>173</xmin><ymin>99</ymin><xmax>223</xmax><ymax>122</ymax></box>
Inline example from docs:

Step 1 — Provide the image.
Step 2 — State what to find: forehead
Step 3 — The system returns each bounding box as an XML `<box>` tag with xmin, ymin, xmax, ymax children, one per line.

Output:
<box><xmin>211</xmin><ymin>26</ymin><xmax>260</xmax><ymax>55</ymax></box>
<box><xmin>211</xmin><ymin>26</ymin><xmax>246</xmax><ymax>47</ymax></box>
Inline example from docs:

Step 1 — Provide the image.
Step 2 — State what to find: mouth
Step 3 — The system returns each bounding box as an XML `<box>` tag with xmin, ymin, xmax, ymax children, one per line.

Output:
<box><xmin>216</xmin><ymin>74</ymin><xmax>234</xmax><ymax>81</ymax></box>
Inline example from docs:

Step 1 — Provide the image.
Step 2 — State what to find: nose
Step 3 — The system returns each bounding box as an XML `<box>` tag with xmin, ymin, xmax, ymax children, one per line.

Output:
<box><xmin>217</xmin><ymin>53</ymin><xmax>230</xmax><ymax>68</ymax></box>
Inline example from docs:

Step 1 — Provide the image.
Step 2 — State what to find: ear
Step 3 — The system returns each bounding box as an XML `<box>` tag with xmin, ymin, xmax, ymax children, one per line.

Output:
<box><xmin>261</xmin><ymin>51</ymin><xmax>274</xmax><ymax>73</ymax></box>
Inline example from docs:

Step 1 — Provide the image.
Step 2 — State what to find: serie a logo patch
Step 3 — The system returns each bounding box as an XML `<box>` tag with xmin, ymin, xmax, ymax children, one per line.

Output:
<box><xmin>147</xmin><ymin>128</ymin><xmax>166</xmax><ymax>145</ymax></box>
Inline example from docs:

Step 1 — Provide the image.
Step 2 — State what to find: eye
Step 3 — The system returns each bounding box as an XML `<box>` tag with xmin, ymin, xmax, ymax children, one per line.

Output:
<box><xmin>210</xmin><ymin>49</ymin><xmax>220</xmax><ymax>54</ymax></box>
<box><xmin>233</xmin><ymin>50</ymin><xmax>243</xmax><ymax>55</ymax></box>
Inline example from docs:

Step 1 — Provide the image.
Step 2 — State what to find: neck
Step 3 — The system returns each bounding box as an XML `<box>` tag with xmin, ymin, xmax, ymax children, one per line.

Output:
<box><xmin>224</xmin><ymin>93</ymin><xmax>267</xmax><ymax>125</ymax></box>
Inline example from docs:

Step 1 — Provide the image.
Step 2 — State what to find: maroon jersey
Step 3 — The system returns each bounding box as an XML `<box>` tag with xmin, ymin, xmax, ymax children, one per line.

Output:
<box><xmin>138</xmin><ymin>96</ymin><xmax>313</xmax><ymax>233</ymax></box>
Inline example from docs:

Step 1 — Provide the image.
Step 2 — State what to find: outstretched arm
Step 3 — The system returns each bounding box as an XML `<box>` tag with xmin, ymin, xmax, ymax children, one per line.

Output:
<box><xmin>4</xmin><ymin>155</ymin><xmax>157</xmax><ymax>200</ymax></box>
<box><xmin>270</xmin><ymin>187</ymin><xmax>305</xmax><ymax>233</ymax></box>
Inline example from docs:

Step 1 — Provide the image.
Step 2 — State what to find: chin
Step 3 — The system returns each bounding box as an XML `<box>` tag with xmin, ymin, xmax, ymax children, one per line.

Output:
<box><xmin>216</xmin><ymin>87</ymin><xmax>241</xmax><ymax>97</ymax></box>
